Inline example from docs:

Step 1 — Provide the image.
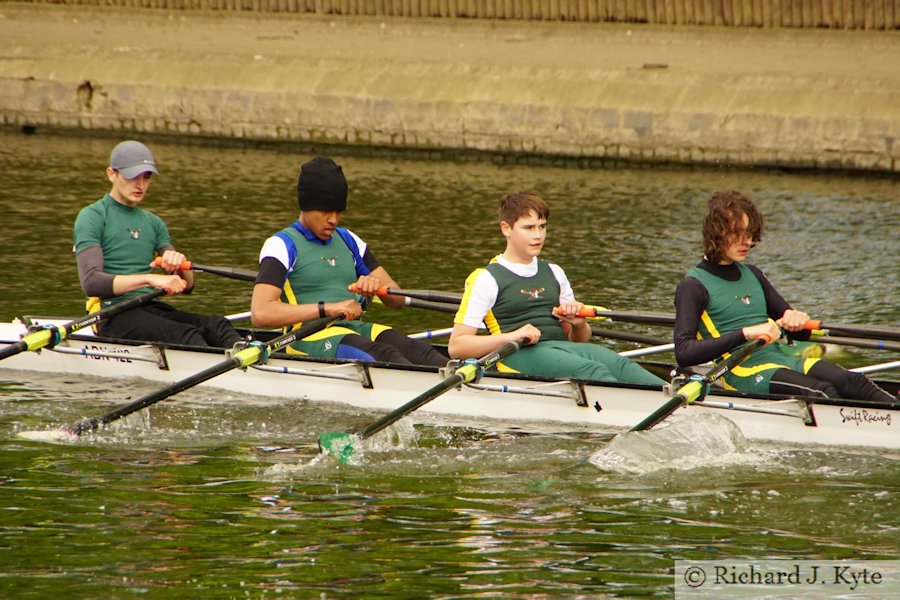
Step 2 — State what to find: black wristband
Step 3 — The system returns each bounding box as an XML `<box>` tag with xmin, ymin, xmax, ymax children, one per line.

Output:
<box><xmin>318</xmin><ymin>301</ymin><xmax>326</xmax><ymax>318</ymax></box>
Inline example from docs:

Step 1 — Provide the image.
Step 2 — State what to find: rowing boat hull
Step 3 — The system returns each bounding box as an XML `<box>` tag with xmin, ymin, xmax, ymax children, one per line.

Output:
<box><xmin>1</xmin><ymin>321</ymin><xmax>896</xmax><ymax>450</ymax></box>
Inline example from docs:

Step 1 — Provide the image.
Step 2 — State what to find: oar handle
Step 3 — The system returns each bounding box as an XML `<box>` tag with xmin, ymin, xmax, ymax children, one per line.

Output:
<box><xmin>151</xmin><ymin>257</ymin><xmax>193</xmax><ymax>270</ymax></box>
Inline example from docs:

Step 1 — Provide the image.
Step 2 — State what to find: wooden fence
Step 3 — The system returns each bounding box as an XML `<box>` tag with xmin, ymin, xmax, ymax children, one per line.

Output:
<box><xmin>21</xmin><ymin>0</ymin><xmax>900</xmax><ymax>29</ymax></box>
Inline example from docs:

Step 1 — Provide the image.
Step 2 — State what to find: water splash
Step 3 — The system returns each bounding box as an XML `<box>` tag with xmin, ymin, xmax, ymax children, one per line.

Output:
<box><xmin>589</xmin><ymin>413</ymin><xmax>770</xmax><ymax>474</ymax></box>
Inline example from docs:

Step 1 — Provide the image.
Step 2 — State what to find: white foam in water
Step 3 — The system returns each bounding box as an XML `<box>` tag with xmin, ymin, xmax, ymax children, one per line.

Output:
<box><xmin>589</xmin><ymin>413</ymin><xmax>766</xmax><ymax>474</ymax></box>
<box><xmin>16</xmin><ymin>428</ymin><xmax>79</xmax><ymax>444</ymax></box>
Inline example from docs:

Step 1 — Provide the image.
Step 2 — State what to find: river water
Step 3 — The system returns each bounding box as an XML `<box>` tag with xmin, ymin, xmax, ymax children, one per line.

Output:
<box><xmin>0</xmin><ymin>130</ymin><xmax>898</xmax><ymax>598</ymax></box>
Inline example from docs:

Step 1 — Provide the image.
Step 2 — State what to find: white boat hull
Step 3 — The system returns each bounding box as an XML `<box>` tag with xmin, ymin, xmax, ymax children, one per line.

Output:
<box><xmin>1</xmin><ymin>321</ymin><xmax>897</xmax><ymax>450</ymax></box>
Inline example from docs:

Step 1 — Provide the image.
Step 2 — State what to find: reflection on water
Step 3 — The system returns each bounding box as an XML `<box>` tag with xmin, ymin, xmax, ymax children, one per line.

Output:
<box><xmin>0</xmin><ymin>131</ymin><xmax>898</xmax><ymax>596</ymax></box>
<box><xmin>1</xmin><ymin>368</ymin><xmax>899</xmax><ymax>596</ymax></box>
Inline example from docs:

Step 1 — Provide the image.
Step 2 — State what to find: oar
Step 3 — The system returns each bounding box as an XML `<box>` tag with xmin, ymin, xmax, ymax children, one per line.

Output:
<box><xmin>350</xmin><ymin>285</ymin><xmax>463</xmax><ymax>304</ymax></box>
<box><xmin>61</xmin><ymin>314</ymin><xmax>343</xmax><ymax>437</ymax></box>
<box><xmin>804</xmin><ymin>320</ymin><xmax>900</xmax><ymax>342</ymax></box>
<box><xmin>629</xmin><ymin>335</ymin><xmax>770</xmax><ymax>432</ymax></box>
<box><xmin>318</xmin><ymin>338</ymin><xmax>527</xmax><ymax>462</ymax></box>
<box><xmin>151</xmin><ymin>258</ymin><xmax>258</xmax><ymax>282</ymax></box>
<box><xmin>579</xmin><ymin>307</ymin><xmax>675</xmax><ymax>326</ymax></box>
<box><xmin>584</xmin><ymin>307</ymin><xmax>900</xmax><ymax>344</ymax></box>
<box><xmin>391</xmin><ymin>296</ymin><xmax>459</xmax><ymax>314</ymax></box>
<box><xmin>0</xmin><ymin>289</ymin><xmax>166</xmax><ymax>362</ymax></box>
<box><xmin>590</xmin><ymin>326</ymin><xmax>670</xmax><ymax>346</ymax></box>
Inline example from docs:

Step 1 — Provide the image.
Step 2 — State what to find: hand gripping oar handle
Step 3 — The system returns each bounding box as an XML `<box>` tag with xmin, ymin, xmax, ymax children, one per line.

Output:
<box><xmin>151</xmin><ymin>258</ymin><xmax>259</xmax><ymax>283</ymax></box>
<box><xmin>348</xmin><ymin>285</ymin><xmax>463</xmax><ymax>304</ymax></box>
<box><xmin>66</xmin><ymin>314</ymin><xmax>344</xmax><ymax>436</ymax></box>
<box><xmin>803</xmin><ymin>319</ymin><xmax>900</xmax><ymax>342</ymax></box>
<box><xmin>0</xmin><ymin>289</ymin><xmax>166</xmax><ymax>361</ymax></box>
<box><xmin>629</xmin><ymin>335</ymin><xmax>770</xmax><ymax>432</ymax></box>
<box><xmin>319</xmin><ymin>338</ymin><xmax>527</xmax><ymax>462</ymax></box>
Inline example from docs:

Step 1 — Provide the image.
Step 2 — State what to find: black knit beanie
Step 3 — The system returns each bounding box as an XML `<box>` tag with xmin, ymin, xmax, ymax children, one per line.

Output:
<box><xmin>297</xmin><ymin>157</ymin><xmax>348</xmax><ymax>212</ymax></box>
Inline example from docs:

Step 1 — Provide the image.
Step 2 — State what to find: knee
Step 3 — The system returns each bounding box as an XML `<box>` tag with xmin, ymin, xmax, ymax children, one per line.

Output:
<box><xmin>809</xmin><ymin>380</ymin><xmax>840</xmax><ymax>399</ymax></box>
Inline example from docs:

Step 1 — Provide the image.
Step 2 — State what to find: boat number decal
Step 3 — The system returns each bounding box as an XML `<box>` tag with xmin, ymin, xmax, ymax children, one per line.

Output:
<box><xmin>839</xmin><ymin>407</ymin><xmax>891</xmax><ymax>427</ymax></box>
<box><xmin>85</xmin><ymin>344</ymin><xmax>134</xmax><ymax>363</ymax></box>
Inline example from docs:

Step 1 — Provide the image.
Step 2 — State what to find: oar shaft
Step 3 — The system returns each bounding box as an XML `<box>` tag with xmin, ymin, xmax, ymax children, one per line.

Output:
<box><xmin>403</xmin><ymin>297</ymin><xmax>459</xmax><ymax>314</ymax></box>
<box><xmin>629</xmin><ymin>381</ymin><xmax>704</xmax><ymax>432</ymax></box>
<box><xmin>70</xmin><ymin>357</ymin><xmax>241</xmax><ymax>434</ymax></box>
<box><xmin>805</xmin><ymin>320</ymin><xmax>900</xmax><ymax>342</ymax></box>
<box><xmin>0</xmin><ymin>289</ymin><xmax>166</xmax><ymax>361</ymax></box>
<box><xmin>590</xmin><ymin>326</ymin><xmax>669</xmax><ymax>346</ymax></box>
<box><xmin>152</xmin><ymin>257</ymin><xmax>259</xmax><ymax>283</ymax></box>
<box><xmin>357</xmin><ymin>286</ymin><xmax>462</xmax><ymax>304</ymax></box>
<box><xmin>357</xmin><ymin>372</ymin><xmax>465</xmax><ymax>441</ymax></box>
<box><xmin>580</xmin><ymin>307</ymin><xmax>676</xmax><ymax>326</ymax></box>
<box><xmin>814</xmin><ymin>335</ymin><xmax>900</xmax><ymax>352</ymax></box>
<box><xmin>69</xmin><ymin>314</ymin><xmax>342</xmax><ymax>436</ymax></box>
<box><xmin>629</xmin><ymin>336</ymin><xmax>768</xmax><ymax>432</ymax></box>
<box><xmin>192</xmin><ymin>263</ymin><xmax>258</xmax><ymax>282</ymax></box>
<box><xmin>355</xmin><ymin>340</ymin><xmax>522</xmax><ymax>442</ymax></box>
<box><xmin>387</xmin><ymin>287</ymin><xmax>463</xmax><ymax>303</ymax></box>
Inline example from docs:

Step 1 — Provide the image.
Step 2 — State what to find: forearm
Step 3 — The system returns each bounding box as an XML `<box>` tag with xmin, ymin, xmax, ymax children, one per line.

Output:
<box><xmin>251</xmin><ymin>284</ymin><xmax>356</xmax><ymax>328</ymax></box>
<box><xmin>251</xmin><ymin>296</ymin><xmax>319</xmax><ymax>328</ymax></box>
<box><xmin>675</xmin><ymin>330</ymin><xmax>746</xmax><ymax>367</ymax></box>
<box><xmin>110</xmin><ymin>273</ymin><xmax>177</xmax><ymax>296</ymax></box>
<box><xmin>567</xmin><ymin>320</ymin><xmax>592</xmax><ymax>342</ymax></box>
<box><xmin>449</xmin><ymin>330</ymin><xmax>518</xmax><ymax>360</ymax></box>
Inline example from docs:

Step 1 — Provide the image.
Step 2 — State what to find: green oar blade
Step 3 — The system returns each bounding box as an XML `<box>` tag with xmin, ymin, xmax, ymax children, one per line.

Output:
<box><xmin>317</xmin><ymin>432</ymin><xmax>359</xmax><ymax>463</ymax></box>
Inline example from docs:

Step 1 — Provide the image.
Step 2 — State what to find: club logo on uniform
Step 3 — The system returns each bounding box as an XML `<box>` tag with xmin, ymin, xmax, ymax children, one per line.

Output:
<box><xmin>520</xmin><ymin>287</ymin><xmax>546</xmax><ymax>300</ymax></box>
<box><xmin>738</xmin><ymin>294</ymin><xmax>751</xmax><ymax>305</ymax></box>
<box><xmin>128</xmin><ymin>227</ymin><xmax>141</xmax><ymax>240</ymax></box>
<box><xmin>322</xmin><ymin>256</ymin><xmax>337</xmax><ymax>267</ymax></box>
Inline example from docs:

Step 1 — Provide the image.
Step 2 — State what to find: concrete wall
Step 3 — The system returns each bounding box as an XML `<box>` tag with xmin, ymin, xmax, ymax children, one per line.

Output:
<box><xmin>1</xmin><ymin>5</ymin><xmax>898</xmax><ymax>172</ymax></box>
<box><xmin>21</xmin><ymin>0</ymin><xmax>900</xmax><ymax>30</ymax></box>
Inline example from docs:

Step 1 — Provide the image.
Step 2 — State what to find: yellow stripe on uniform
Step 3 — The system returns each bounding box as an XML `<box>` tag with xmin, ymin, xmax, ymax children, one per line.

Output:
<box><xmin>494</xmin><ymin>361</ymin><xmax>521</xmax><ymax>374</ymax></box>
<box><xmin>699</xmin><ymin>310</ymin><xmax>721</xmax><ymax>339</ymax></box>
<box><xmin>454</xmin><ymin>268</ymin><xmax>484</xmax><ymax>326</ymax></box>
<box><xmin>731</xmin><ymin>362</ymin><xmax>790</xmax><ymax>378</ymax></box>
<box><xmin>282</xmin><ymin>280</ymin><xmax>299</xmax><ymax>305</ymax></box>
<box><xmin>802</xmin><ymin>356</ymin><xmax>822</xmax><ymax>373</ymax></box>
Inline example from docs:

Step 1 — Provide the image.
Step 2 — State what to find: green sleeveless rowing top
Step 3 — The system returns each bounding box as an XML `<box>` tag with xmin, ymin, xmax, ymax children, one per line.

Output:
<box><xmin>687</xmin><ymin>262</ymin><xmax>813</xmax><ymax>393</ymax></box>
<box><xmin>279</xmin><ymin>226</ymin><xmax>358</xmax><ymax>306</ymax></box>
<box><xmin>485</xmin><ymin>259</ymin><xmax>566</xmax><ymax>342</ymax></box>
<box><xmin>687</xmin><ymin>262</ymin><xmax>768</xmax><ymax>339</ymax></box>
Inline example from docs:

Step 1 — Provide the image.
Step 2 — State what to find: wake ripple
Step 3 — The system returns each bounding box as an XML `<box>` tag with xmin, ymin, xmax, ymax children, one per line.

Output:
<box><xmin>589</xmin><ymin>413</ymin><xmax>772</xmax><ymax>474</ymax></box>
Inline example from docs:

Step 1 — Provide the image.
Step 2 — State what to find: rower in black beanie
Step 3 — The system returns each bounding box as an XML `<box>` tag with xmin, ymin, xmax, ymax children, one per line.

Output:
<box><xmin>251</xmin><ymin>156</ymin><xmax>448</xmax><ymax>367</ymax></box>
